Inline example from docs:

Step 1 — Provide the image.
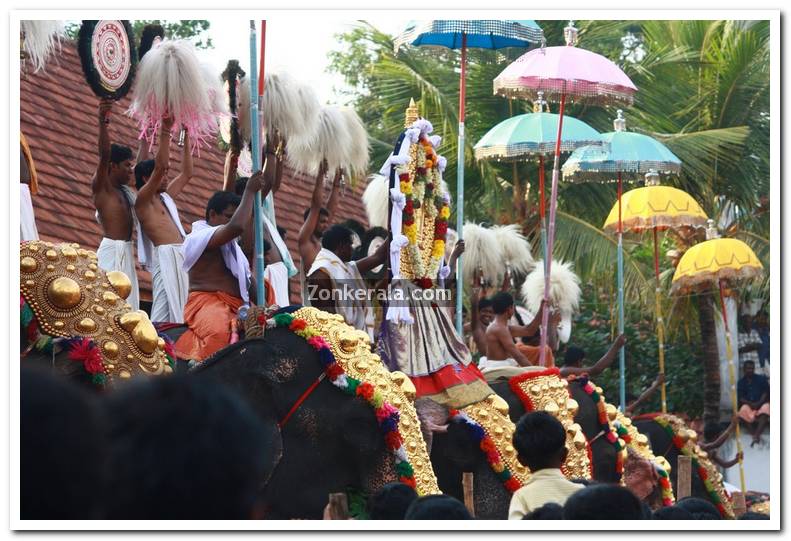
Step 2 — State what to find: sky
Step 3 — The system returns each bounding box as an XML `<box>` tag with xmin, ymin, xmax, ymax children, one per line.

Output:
<box><xmin>198</xmin><ymin>17</ymin><xmax>410</xmax><ymax>105</ymax></box>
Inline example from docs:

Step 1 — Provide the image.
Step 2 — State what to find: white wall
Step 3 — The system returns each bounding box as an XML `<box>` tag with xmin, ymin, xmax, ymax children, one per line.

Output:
<box><xmin>720</xmin><ymin>429</ymin><xmax>770</xmax><ymax>494</ymax></box>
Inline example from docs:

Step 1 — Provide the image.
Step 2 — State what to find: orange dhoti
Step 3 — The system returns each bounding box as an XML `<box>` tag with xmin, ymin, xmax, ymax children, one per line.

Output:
<box><xmin>516</xmin><ymin>343</ymin><xmax>555</xmax><ymax>367</ymax></box>
<box><xmin>175</xmin><ymin>291</ymin><xmax>244</xmax><ymax>361</ymax></box>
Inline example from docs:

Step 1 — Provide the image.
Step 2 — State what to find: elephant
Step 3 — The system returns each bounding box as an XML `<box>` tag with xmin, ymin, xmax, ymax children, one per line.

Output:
<box><xmin>634</xmin><ymin>415</ymin><xmax>734</xmax><ymax>517</ymax></box>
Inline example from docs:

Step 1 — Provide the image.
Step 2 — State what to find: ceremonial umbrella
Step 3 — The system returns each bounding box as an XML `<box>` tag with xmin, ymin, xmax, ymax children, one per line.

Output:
<box><xmin>394</xmin><ymin>19</ymin><xmax>544</xmax><ymax>334</ymax></box>
<box><xmin>564</xmin><ymin>110</ymin><xmax>682</xmax><ymax>411</ymax></box>
<box><xmin>474</xmin><ymin>91</ymin><xmax>603</xmax><ymax>267</ymax></box>
<box><xmin>671</xmin><ymin>222</ymin><xmax>764</xmax><ymax>494</ymax></box>
<box><xmin>494</xmin><ymin>21</ymin><xmax>637</xmax><ymax>366</ymax></box>
<box><xmin>602</xmin><ymin>171</ymin><xmax>708</xmax><ymax>412</ymax></box>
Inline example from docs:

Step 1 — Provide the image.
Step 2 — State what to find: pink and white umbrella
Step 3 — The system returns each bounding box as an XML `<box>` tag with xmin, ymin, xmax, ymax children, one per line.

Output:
<box><xmin>493</xmin><ymin>21</ymin><xmax>637</xmax><ymax>367</ymax></box>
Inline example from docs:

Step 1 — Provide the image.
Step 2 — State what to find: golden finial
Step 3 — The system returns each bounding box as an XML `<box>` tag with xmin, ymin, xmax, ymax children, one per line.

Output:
<box><xmin>405</xmin><ymin>98</ymin><xmax>419</xmax><ymax>128</ymax></box>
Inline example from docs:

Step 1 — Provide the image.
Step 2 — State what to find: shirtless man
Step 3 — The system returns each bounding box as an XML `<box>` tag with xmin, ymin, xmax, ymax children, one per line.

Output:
<box><xmin>175</xmin><ymin>166</ymin><xmax>275</xmax><ymax>361</ymax></box>
<box><xmin>91</xmin><ymin>99</ymin><xmax>139</xmax><ymax>310</ymax></box>
<box><xmin>134</xmin><ymin>115</ymin><xmax>193</xmax><ymax>323</ymax></box>
<box><xmin>558</xmin><ymin>335</ymin><xmax>626</xmax><ymax>378</ymax></box>
<box><xmin>298</xmin><ymin>160</ymin><xmax>341</xmax><ymax>283</ymax></box>
<box><xmin>481</xmin><ymin>292</ymin><xmax>557</xmax><ymax>375</ymax></box>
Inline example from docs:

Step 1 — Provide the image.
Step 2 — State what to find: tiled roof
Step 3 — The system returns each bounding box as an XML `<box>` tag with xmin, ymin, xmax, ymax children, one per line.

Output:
<box><xmin>20</xmin><ymin>40</ymin><xmax>369</xmax><ymax>303</ymax></box>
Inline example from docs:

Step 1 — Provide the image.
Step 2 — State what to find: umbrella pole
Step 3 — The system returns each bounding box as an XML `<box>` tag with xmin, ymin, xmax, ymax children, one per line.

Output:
<box><xmin>539</xmin><ymin>90</ymin><xmax>566</xmax><ymax>367</ymax></box>
<box><xmin>652</xmin><ymin>228</ymin><xmax>667</xmax><ymax>413</ymax></box>
<box><xmin>249</xmin><ymin>20</ymin><xmax>266</xmax><ymax>306</ymax></box>
<box><xmin>717</xmin><ymin>279</ymin><xmax>747</xmax><ymax>495</ymax></box>
<box><xmin>454</xmin><ymin>33</ymin><xmax>467</xmax><ymax>334</ymax></box>
<box><xmin>539</xmin><ymin>155</ymin><xmax>547</xmax><ymax>273</ymax></box>
<box><xmin>617</xmin><ymin>172</ymin><xmax>626</xmax><ymax>412</ymax></box>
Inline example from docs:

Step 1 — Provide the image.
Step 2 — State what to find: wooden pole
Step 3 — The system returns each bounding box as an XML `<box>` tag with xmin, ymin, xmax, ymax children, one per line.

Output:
<box><xmin>462</xmin><ymin>472</ymin><xmax>475</xmax><ymax>517</ymax></box>
<box><xmin>677</xmin><ymin>455</ymin><xmax>692</xmax><ymax>500</ymax></box>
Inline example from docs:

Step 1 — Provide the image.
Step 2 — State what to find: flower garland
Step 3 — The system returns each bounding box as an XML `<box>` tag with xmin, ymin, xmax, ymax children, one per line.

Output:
<box><xmin>260</xmin><ymin>311</ymin><xmax>418</xmax><ymax>491</ymax></box>
<box><xmin>448</xmin><ymin>409</ymin><xmax>523</xmax><ymax>493</ymax></box>
<box><xmin>573</xmin><ymin>376</ymin><xmax>625</xmax><ymax>479</ymax></box>
<box><xmin>654</xmin><ymin>416</ymin><xmax>730</xmax><ymax>517</ymax></box>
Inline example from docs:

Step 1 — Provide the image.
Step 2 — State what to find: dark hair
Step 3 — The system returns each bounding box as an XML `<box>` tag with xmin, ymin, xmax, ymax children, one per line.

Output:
<box><xmin>367</xmin><ymin>482</ymin><xmax>418</xmax><ymax>520</ymax></box>
<box><xmin>743</xmin><ymin>360</ymin><xmax>755</xmax><ymax>367</ymax></box>
<box><xmin>564</xmin><ymin>346</ymin><xmax>586</xmax><ymax>366</ymax></box>
<box><xmin>513</xmin><ymin>411</ymin><xmax>567</xmax><ymax>471</ymax></box>
<box><xmin>110</xmin><ymin>143</ymin><xmax>133</xmax><ymax>165</ymax></box>
<box><xmin>563</xmin><ymin>484</ymin><xmax>644</xmax><ymax>520</ymax></box>
<box><xmin>569</xmin><ymin>478</ymin><xmax>593</xmax><ymax>487</ymax></box>
<box><xmin>522</xmin><ymin>502</ymin><xmax>563</xmax><ymax>520</ymax></box>
<box><xmin>21</xmin><ymin>367</ymin><xmax>107</xmax><ymax>519</ymax></box>
<box><xmin>277</xmin><ymin>226</ymin><xmax>286</xmax><ymax>239</ymax></box>
<box><xmin>674</xmin><ymin>497</ymin><xmax>721</xmax><ymax>520</ymax></box>
<box><xmin>652</xmin><ymin>505</ymin><xmax>694</xmax><ymax>520</ymax></box>
<box><xmin>404</xmin><ymin>495</ymin><xmax>472</xmax><ymax>520</ymax></box>
<box><xmin>478</xmin><ymin>298</ymin><xmax>494</xmax><ymax>311</ymax></box>
<box><xmin>304</xmin><ymin>207</ymin><xmax>329</xmax><ymax>221</ymax></box>
<box><xmin>103</xmin><ymin>376</ymin><xmax>272</xmax><ymax>519</ymax></box>
<box><xmin>739</xmin><ymin>511</ymin><xmax>769</xmax><ymax>520</ymax></box>
<box><xmin>234</xmin><ymin>176</ymin><xmax>249</xmax><ymax>196</ymax></box>
<box><xmin>490</xmin><ymin>292</ymin><xmax>514</xmax><ymax>315</ymax></box>
<box><xmin>205</xmin><ymin>191</ymin><xmax>241</xmax><ymax>222</ymax></box>
<box><xmin>134</xmin><ymin>159</ymin><xmax>156</xmax><ymax>190</ymax></box>
<box><xmin>321</xmin><ymin>225</ymin><xmax>353</xmax><ymax>252</ymax></box>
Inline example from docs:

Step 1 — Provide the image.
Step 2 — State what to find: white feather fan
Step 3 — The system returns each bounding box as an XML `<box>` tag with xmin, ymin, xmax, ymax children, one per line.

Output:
<box><xmin>491</xmin><ymin>224</ymin><xmax>535</xmax><ymax>276</ymax></box>
<box><xmin>21</xmin><ymin>20</ymin><xmax>64</xmax><ymax>73</ymax></box>
<box><xmin>520</xmin><ymin>260</ymin><xmax>581</xmax><ymax>317</ymax></box>
<box><xmin>339</xmin><ymin>106</ymin><xmax>370</xmax><ymax>180</ymax></box>
<box><xmin>363</xmin><ymin>174</ymin><xmax>390</xmax><ymax>229</ymax></box>
<box><xmin>261</xmin><ymin>71</ymin><xmax>320</xmax><ymax>144</ymax></box>
<box><xmin>444</xmin><ymin>228</ymin><xmax>458</xmax><ymax>261</ymax></box>
<box><xmin>237</xmin><ymin>75</ymin><xmax>252</xmax><ymax>144</ymax></box>
<box><xmin>288</xmin><ymin>106</ymin><xmax>353</xmax><ymax>176</ymax></box>
<box><xmin>461</xmin><ymin>222</ymin><xmax>504</xmax><ymax>287</ymax></box>
<box><xmin>200</xmin><ymin>63</ymin><xmax>229</xmax><ymax>117</ymax></box>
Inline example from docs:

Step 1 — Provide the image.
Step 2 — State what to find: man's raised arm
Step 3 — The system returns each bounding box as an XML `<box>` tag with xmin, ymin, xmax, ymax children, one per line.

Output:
<box><xmin>325</xmin><ymin>166</ymin><xmax>342</xmax><ymax>223</ymax></box>
<box><xmin>91</xmin><ymin>99</ymin><xmax>114</xmax><ymax>194</ymax></box>
<box><xmin>167</xmin><ymin>130</ymin><xmax>194</xmax><ymax>198</ymax></box>
<box><xmin>298</xmin><ymin>159</ymin><xmax>328</xmax><ymax>247</ymax></box>
<box><xmin>136</xmin><ymin>115</ymin><xmax>174</xmax><ymax>206</ymax></box>
<box><xmin>208</xmin><ymin>169</ymin><xmax>272</xmax><ymax>250</ymax></box>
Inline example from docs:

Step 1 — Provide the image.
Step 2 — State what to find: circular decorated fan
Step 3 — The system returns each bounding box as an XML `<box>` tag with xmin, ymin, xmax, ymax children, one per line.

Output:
<box><xmin>77</xmin><ymin>20</ymin><xmax>137</xmax><ymax>100</ymax></box>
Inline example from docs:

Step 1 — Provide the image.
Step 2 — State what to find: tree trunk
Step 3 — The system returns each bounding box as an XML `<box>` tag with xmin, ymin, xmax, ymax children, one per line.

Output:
<box><xmin>697</xmin><ymin>294</ymin><xmax>721</xmax><ymax>425</ymax></box>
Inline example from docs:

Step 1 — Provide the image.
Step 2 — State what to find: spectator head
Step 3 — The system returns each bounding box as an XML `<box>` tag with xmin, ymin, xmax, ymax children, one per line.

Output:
<box><xmin>304</xmin><ymin>207</ymin><xmax>330</xmax><ymax>236</ymax></box>
<box><xmin>739</xmin><ymin>314</ymin><xmax>753</xmax><ymax>331</ymax></box>
<box><xmin>674</xmin><ymin>497</ymin><xmax>722</xmax><ymax>520</ymax></box>
<box><xmin>21</xmin><ymin>367</ymin><xmax>107</xmax><ymax>519</ymax></box>
<box><xmin>205</xmin><ymin>191</ymin><xmax>241</xmax><ymax>225</ymax></box>
<box><xmin>490</xmin><ymin>292</ymin><xmax>515</xmax><ymax>318</ymax></box>
<box><xmin>134</xmin><ymin>159</ymin><xmax>156</xmax><ymax>190</ymax></box>
<box><xmin>522</xmin><ymin>502</ymin><xmax>563</xmax><ymax>520</ymax></box>
<box><xmin>739</xmin><ymin>511</ymin><xmax>769</xmax><ymax>520</ymax></box>
<box><xmin>478</xmin><ymin>297</ymin><xmax>494</xmax><ymax>325</ymax></box>
<box><xmin>321</xmin><ymin>225</ymin><xmax>354</xmax><ymax>262</ymax></box>
<box><xmin>109</xmin><ymin>144</ymin><xmax>134</xmax><ymax>184</ymax></box>
<box><xmin>563</xmin><ymin>346</ymin><xmax>586</xmax><ymax>367</ymax></box>
<box><xmin>742</xmin><ymin>360</ymin><xmax>755</xmax><ymax>378</ymax></box>
<box><xmin>367</xmin><ymin>482</ymin><xmax>418</xmax><ymax>520</ymax></box>
<box><xmin>513</xmin><ymin>411</ymin><xmax>567</xmax><ymax>472</ymax></box>
<box><xmin>103</xmin><ymin>376</ymin><xmax>273</xmax><ymax>519</ymax></box>
<box><xmin>404</xmin><ymin>495</ymin><xmax>472</xmax><ymax>520</ymax></box>
<box><xmin>755</xmin><ymin>311</ymin><xmax>768</xmax><ymax>327</ymax></box>
<box><xmin>652</xmin><ymin>505</ymin><xmax>694</xmax><ymax>520</ymax></box>
<box><xmin>563</xmin><ymin>484</ymin><xmax>644</xmax><ymax>520</ymax></box>
<box><xmin>234</xmin><ymin>176</ymin><xmax>249</xmax><ymax>196</ymax></box>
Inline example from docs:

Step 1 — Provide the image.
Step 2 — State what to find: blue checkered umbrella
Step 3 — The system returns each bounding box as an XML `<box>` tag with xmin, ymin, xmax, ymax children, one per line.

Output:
<box><xmin>394</xmin><ymin>19</ymin><xmax>544</xmax><ymax>333</ymax></box>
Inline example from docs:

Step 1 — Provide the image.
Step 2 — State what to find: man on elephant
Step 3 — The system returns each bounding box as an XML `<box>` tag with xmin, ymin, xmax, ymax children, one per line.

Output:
<box><xmin>559</xmin><ymin>334</ymin><xmax>626</xmax><ymax>378</ymax></box>
<box><xmin>175</xmin><ymin>168</ymin><xmax>275</xmax><ymax>361</ymax></box>
<box><xmin>299</xmin><ymin>160</ymin><xmax>341</xmax><ymax>296</ymax></box>
<box><xmin>306</xmin><ymin>224</ymin><xmax>388</xmax><ymax>341</ymax></box>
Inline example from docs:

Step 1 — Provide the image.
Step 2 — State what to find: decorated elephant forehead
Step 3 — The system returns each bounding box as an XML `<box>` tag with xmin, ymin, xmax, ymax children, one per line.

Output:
<box><xmin>291</xmin><ymin>307</ymin><xmax>440</xmax><ymax>496</ymax></box>
<box><xmin>20</xmin><ymin>241</ymin><xmax>171</xmax><ymax>383</ymax></box>
<box><xmin>507</xmin><ymin>368</ymin><xmax>592</xmax><ymax>481</ymax></box>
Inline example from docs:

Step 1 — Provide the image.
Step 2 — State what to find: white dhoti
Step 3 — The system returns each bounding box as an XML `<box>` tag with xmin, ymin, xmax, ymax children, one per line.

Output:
<box><xmin>478</xmin><ymin>357</ymin><xmax>543</xmax><ymax>382</ymax></box>
<box><xmin>96</xmin><ymin>238</ymin><xmax>140</xmax><ymax>311</ymax></box>
<box><xmin>20</xmin><ymin>184</ymin><xmax>38</xmax><ymax>241</ymax></box>
<box><xmin>150</xmin><ymin>243</ymin><xmax>189</xmax><ymax>324</ymax></box>
<box><xmin>264</xmin><ymin>261</ymin><xmax>291</xmax><ymax>307</ymax></box>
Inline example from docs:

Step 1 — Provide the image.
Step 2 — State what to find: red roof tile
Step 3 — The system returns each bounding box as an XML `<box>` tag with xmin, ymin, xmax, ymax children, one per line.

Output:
<box><xmin>21</xmin><ymin>40</ymin><xmax>370</xmax><ymax>303</ymax></box>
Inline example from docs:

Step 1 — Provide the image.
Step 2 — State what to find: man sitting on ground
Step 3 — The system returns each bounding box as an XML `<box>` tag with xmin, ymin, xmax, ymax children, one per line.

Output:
<box><xmin>737</xmin><ymin>360</ymin><xmax>770</xmax><ymax>447</ymax></box>
<box><xmin>134</xmin><ymin>115</ymin><xmax>192</xmax><ymax>323</ymax></box>
<box><xmin>307</xmin><ymin>225</ymin><xmax>388</xmax><ymax>341</ymax></box>
<box><xmin>559</xmin><ymin>335</ymin><xmax>626</xmax><ymax>378</ymax></box>
<box><xmin>508</xmin><ymin>411</ymin><xmax>583</xmax><ymax>519</ymax></box>
<box><xmin>175</xmin><ymin>168</ymin><xmax>275</xmax><ymax>361</ymax></box>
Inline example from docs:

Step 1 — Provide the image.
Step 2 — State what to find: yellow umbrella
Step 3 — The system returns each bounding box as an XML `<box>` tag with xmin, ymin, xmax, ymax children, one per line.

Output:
<box><xmin>603</xmin><ymin>171</ymin><xmax>708</xmax><ymax>413</ymax></box>
<box><xmin>671</xmin><ymin>222</ymin><xmax>764</xmax><ymax>495</ymax></box>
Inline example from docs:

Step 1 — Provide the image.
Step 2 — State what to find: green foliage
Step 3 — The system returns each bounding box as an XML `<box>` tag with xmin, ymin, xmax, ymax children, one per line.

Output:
<box><xmin>65</xmin><ymin>20</ymin><xmax>213</xmax><ymax>49</ymax></box>
<box><xmin>562</xmin><ymin>285</ymin><xmax>704</xmax><ymax>418</ymax></box>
